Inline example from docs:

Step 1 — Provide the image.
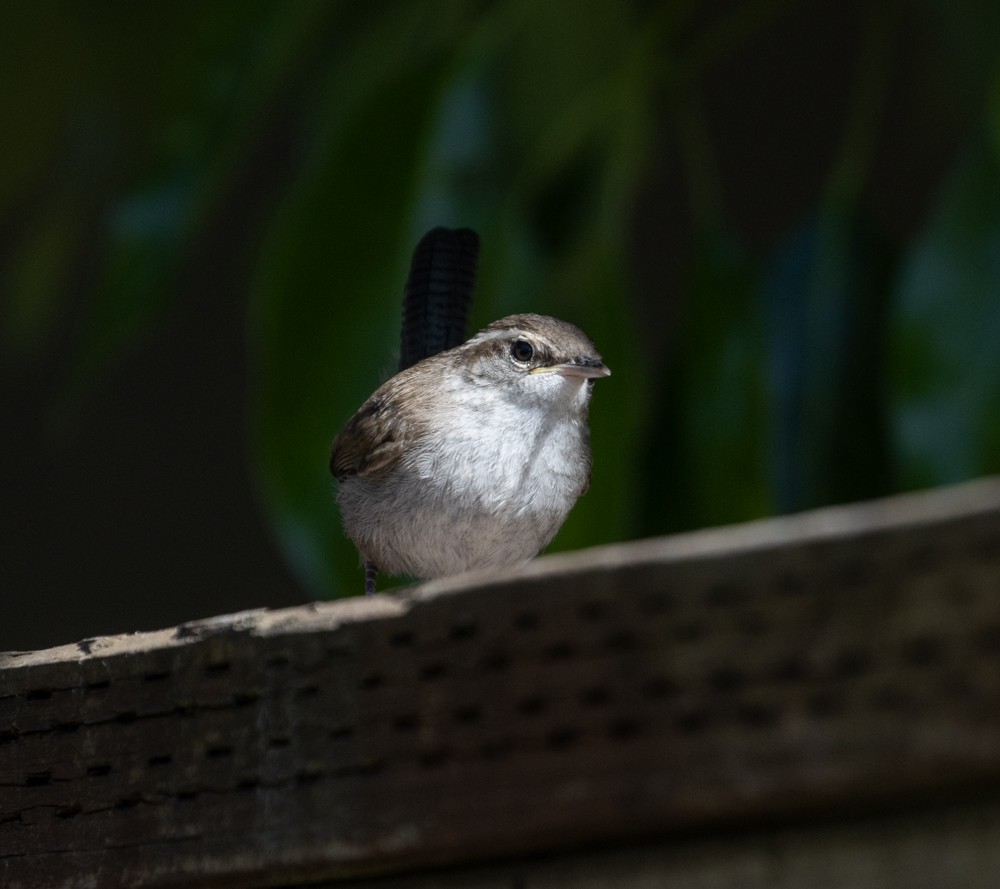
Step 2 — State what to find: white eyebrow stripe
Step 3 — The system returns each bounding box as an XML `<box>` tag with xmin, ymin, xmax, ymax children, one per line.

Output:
<box><xmin>468</xmin><ymin>328</ymin><xmax>523</xmax><ymax>346</ymax></box>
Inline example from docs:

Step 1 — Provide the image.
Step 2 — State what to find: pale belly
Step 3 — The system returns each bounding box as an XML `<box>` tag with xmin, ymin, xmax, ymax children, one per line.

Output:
<box><xmin>337</xmin><ymin>413</ymin><xmax>590</xmax><ymax>579</ymax></box>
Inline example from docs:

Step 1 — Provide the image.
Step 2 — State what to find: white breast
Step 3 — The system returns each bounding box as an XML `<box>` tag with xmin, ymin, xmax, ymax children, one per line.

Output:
<box><xmin>337</xmin><ymin>371</ymin><xmax>593</xmax><ymax>579</ymax></box>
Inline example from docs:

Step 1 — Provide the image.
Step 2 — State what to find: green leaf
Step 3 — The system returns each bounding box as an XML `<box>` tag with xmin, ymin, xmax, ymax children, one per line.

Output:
<box><xmin>891</xmin><ymin>135</ymin><xmax>1000</xmax><ymax>486</ymax></box>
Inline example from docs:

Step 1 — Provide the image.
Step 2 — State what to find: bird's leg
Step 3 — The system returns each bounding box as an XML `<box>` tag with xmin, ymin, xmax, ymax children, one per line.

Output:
<box><xmin>364</xmin><ymin>560</ymin><xmax>378</xmax><ymax>596</ymax></box>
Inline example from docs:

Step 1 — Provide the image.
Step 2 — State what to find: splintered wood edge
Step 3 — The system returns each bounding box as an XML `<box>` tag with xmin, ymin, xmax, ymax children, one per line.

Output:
<box><xmin>3</xmin><ymin>476</ymin><xmax>999</xmax><ymax>671</ymax></box>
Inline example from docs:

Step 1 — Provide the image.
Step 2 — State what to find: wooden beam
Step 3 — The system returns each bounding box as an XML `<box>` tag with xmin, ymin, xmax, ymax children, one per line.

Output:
<box><xmin>328</xmin><ymin>799</ymin><xmax>1000</xmax><ymax>889</ymax></box>
<box><xmin>2</xmin><ymin>478</ymin><xmax>1000</xmax><ymax>888</ymax></box>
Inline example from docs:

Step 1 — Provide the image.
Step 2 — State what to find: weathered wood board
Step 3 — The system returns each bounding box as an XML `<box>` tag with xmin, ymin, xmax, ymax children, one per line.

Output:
<box><xmin>2</xmin><ymin>479</ymin><xmax>999</xmax><ymax>888</ymax></box>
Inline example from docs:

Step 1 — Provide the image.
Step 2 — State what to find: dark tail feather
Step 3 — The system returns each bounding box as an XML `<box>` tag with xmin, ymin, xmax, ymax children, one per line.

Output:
<box><xmin>399</xmin><ymin>227</ymin><xmax>479</xmax><ymax>372</ymax></box>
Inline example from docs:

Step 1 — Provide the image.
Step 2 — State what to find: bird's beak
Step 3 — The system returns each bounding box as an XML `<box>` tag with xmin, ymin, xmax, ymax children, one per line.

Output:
<box><xmin>530</xmin><ymin>360</ymin><xmax>611</xmax><ymax>379</ymax></box>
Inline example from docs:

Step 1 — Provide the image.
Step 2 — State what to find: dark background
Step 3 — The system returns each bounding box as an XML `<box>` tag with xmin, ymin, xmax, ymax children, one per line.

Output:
<box><xmin>3</xmin><ymin>1</ymin><xmax>999</xmax><ymax>651</ymax></box>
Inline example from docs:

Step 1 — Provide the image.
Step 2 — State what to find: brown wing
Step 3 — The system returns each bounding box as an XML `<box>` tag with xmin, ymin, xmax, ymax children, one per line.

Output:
<box><xmin>329</xmin><ymin>395</ymin><xmax>408</xmax><ymax>480</ymax></box>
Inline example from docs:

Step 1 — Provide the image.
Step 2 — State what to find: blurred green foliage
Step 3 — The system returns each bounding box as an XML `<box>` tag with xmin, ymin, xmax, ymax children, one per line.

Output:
<box><xmin>3</xmin><ymin>0</ymin><xmax>1000</xmax><ymax>601</ymax></box>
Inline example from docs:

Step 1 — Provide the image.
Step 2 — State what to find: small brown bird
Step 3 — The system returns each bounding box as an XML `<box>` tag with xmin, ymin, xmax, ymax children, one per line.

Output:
<box><xmin>330</xmin><ymin>313</ymin><xmax>609</xmax><ymax>593</ymax></box>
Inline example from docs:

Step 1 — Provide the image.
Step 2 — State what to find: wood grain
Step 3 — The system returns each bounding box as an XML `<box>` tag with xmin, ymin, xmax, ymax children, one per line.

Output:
<box><xmin>2</xmin><ymin>478</ymin><xmax>1000</xmax><ymax>888</ymax></box>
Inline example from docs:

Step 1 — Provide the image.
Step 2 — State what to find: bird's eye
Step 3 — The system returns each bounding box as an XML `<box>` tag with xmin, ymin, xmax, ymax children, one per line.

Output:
<box><xmin>510</xmin><ymin>339</ymin><xmax>534</xmax><ymax>362</ymax></box>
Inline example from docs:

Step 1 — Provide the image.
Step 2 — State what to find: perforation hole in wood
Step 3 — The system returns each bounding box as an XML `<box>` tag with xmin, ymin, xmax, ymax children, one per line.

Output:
<box><xmin>805</xmin><ymin>690</ymin><xmax>844</xmax><ymax>719</ymax></box>
<box><xmin>642</xmin><ymin>676</ymin><xmax>678</xmax><ymax>700</ymax></box>
<box><xmin>360</xmin><ymin>671</ymin><xmax>384</xmax><ymax>689</ymax></box>
<box><xmin>708</xmin><ymin>667</ymin><xmax>746</xmax><ymax>694</ymax></box>
<box><xmin>831</xmin><ymin>559</ymin><xmax>870</xmax><ymax>588</ymax></box>
<box><xmin>705</xmin><ymin>582</ymin><xmax>748</xmax><ymax>607</ymax></box>
<box><xmin>453</xmin><ymin>704</ymin><xmax>482</xmax><ymax>725</ymax></box>
<box><xmin>673</xmin><ymin>621</ymin><xmax>707</xmax><ymax>643</ymax></box>
<box><xmin>980</xmin><ymin>624</ymin><xmax>1000</xmax><ymax>654</ymax></box>
<box><xmin>606</xmin><ymin>717</ymin><xmax>641</xmax><ymax>740</ymax></box>
<box><xmin>771</xmin><ymin>659</ymin><xmax>809</xmax><ymax>683</ymax></box>
<box><xmin>970</xmin><ymin>530</ymin><xmax>1000</xmax><ymax>560</ymax></box>
<box><xmin>945</xmin><ymin>577</ymin><xmax>976</xmax><ymax>608</ymax></box>
<box><xmin>869</xmin><ymin>686</ymin><xmax>915</xmax><ymax>713</ymax></box>
<box><xmin>449</xmin><ymin>619</ymin><xmax>478</xmax><ymax>641</ymax></box>
<box><xmin>545</xmin><ymin>726</ymin><xmax>580</xmax><ymax>750</ymax></box>
<box><xmin>907</xmin><ymin>543</ymin><xmax>943</xmax><ymax>574</ymax></box>
<box><xmin>481</xmin><ymin>651</ymin><xmax>510</xmax><ymax>672</ymax></box>
<box><xmin>326</xmin><ymin>642</ymin><xmax>354</xmax><ymax>659</ymax></box>
<box><xmin>604</xmin><ymin>630</ymin><xmax>637</xmax><ymax>652</ymax></box>
<box><xmin>543</xmin><ymin>641</ymin><xmax>576</xmax><ymax>661</ymax></box>
<box><xmin>639</xmin><ymin>590</ymin><xmax>676</xmax><ymax>614</ymax></box>
<box><xmin>393</xmin><ymin>713</ymin><xmax>420</xmax><ymax>732</ymax></box>
<box><xmin>390</xmin><ymin>630</ymin><xmax>415</xmax><ymax>647</ymax></box>
<box><xmin>775</xmin><ymin>571</ymin><xmax>807</xmax><ymax>598</ymax></box>
<box><xmin>419</xmin><ymin>747</ymin><xmax>450</xmax><ymax>768</ymax></box>
<box><xmin>736</xmin><ymin>610</ymin><xmax>768</xmax><ymax>637</ymax></box>
<box><xmin>674</xmin><ymin>710</ymin><xmax>710</xmax><ymax>734</ymax></box>
<box><xmin>516</xmin><ymin>696</ymin><xmax>548</xmax><ymax>717</ymax></box>
<box><xmin>420</xmin><ymin>661</ymin><xmax>447</xmax><ymax>680</ymax></box>
<box><xmin>579</xmin><ymin>599</ymin><xmax>609</xmax><ymax>621</ymax></box>
<box><xmin>480</xmin><ymin>737</ymin><xmax>513</xmax><ymax>759</ymax></box>
<box><xmin>580</xmin><ymin>686</ymin><xmax>612</xmax><ymax>707</ymax></box>
<box><xmin>900</xmin><ymin>635</ymin><xmax>945</xmax><ymax>669</ymax></box>
<box><xmin>736</xmin><ymin>702</ymin><xmax>780</xmax><ymax>728</ymax></box>
<box><xmin>514</xmin><ymin>611</ymin><xmax>539</xmax><ymax>630</ymax></box>
<box><xmin>831</xmin><ymin>647</ymin><xmax>872</xmax><ymax>678</ymax></box>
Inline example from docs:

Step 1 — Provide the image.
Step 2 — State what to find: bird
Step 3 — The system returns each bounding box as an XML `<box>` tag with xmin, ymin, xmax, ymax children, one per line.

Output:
<box><xmin>330</xmin><ymin>312</ymin><xmax>610</xmax><ymax>594</ymax></box>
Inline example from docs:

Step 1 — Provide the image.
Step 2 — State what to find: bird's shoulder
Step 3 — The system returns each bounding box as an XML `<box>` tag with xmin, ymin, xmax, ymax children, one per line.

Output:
<box><xmin>329</xmin><ymin>364</ymin><xmax>437</xmax><ymax>480</ymax></box>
